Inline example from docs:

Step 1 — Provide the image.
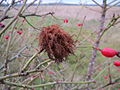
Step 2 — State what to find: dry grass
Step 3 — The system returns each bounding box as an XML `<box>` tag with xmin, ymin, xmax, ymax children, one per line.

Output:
<box><xmin>27</xmin><ymin>5</ymin><xmax>120</xmax><ymax>20</ymax></box>
<box><xmin>1</xmin><ymin>5</ymin><xmax>120</xmax><ymax>20</ymax></box>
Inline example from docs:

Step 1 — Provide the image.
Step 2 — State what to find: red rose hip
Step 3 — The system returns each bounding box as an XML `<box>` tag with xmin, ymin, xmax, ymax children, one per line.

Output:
<box><xmin>0</xmin><ymin>22</ymin><xmax>5</xmax><ymax>28</ymax></box>
<box><xmin>16</xmin><ymin>30</ymin><xmax>22</xmax><ymax>35</ymax></box>
<box><xmin>4</xmin><ymin>35</ymin><xmax>9</xmax><ymax>39</ymax></box>
<box><xmin>113</xmin><ymin>60</ymin><xmax>120</xmax><ymax>66</ymax></box>
<box><xmin>77</xmin><ymin>23</ymin><xmax>83</xmax><ymax>26</ymax></box>
<box><xmin>100</xmin><ymin>48</ymin><xmax>118</xmax><ymax>57</ymax></box>
<box><xmin>63</xmin><ymin>18</ymin><xmax>68</xmax><ymax>23</ymax></box>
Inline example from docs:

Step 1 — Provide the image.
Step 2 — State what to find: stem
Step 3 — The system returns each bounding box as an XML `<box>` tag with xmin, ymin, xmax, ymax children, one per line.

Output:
<box><xmin>0</xmin><ymin>59</ymin><xmax>50</xmax><ymax>81</ymax></box>
<box><xmin>21</xmin><ymin>52</ymin><xmax>40</xmax><ymax>72</ymax></box>
<box><xmin>94</xmin><ymin>64</ymin><xmax>112</xmax><ymax>80</ymax></box>
<box><xmin>87</xmin><ymin>0</ymin><xmax>106</xmax><ymax>80</ymax></box>
<box><xmin>3</xmin><ymin>80</ymin><xmax>95</xmax><ymax>89</ymax></box>
<box><xmin>86</xmin><ymin>0</ymin><xmax>107</xmax><ymax>89</ymax></box>
<box><xmin>35</xmin><ymin>59</ymin><xmax>51</xmax><ymax>69</ymax></box>
<box><xmin>4</xmin><ymin>20</ymin><xmax>18</xmax><ymax>75</ymax></box>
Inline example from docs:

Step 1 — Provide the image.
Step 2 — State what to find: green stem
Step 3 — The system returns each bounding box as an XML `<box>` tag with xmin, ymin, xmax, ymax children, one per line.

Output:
<box><xmin>94</xmin><ymin>64</ymin><xmax>112</xmax><ymax>80</ymax></box>
<box><xmin>0</xmin><ymin>70</ymin><xmax>37</xmax><ymax>81</ymax></box>
<box><xmin>0</xmin><ymin>60</ymin><xmax>50</xmax><ymax>81</ymax></box>
<box><xmin>4</xmin><ymin>20</ymin><xmax>18</xmax><ymax>75</ymax></box>
<box><xmin>98</xmin><ymin>15</ymin><xmax>120</xmax><ymax>41</ymax></box>
<box><xmin>21</xmin><ymin>52</ymin><xmax>39</xmax><ymax>72</ymax></box>
<box><xmin>3</xmin><ymin>80</ymin><xmax>95</xmax><ymax>89</ymax></box>
<box><xmin>35</xmin><ymin>59</ymin><xmax>51</xmax><ymax>69</ymax></box>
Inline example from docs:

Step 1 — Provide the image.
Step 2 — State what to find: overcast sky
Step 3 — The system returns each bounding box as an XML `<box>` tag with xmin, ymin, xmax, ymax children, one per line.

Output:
<box><xmin>5</xmin><ymin>0</ymin><xmax>118</xmax><ymax>5</ymax></box>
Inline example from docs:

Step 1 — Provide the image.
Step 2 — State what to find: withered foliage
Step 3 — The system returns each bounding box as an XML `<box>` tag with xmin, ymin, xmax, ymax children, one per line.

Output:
<box><xmin>39</xmin><ymin>24</ymin><xmax>74</xmax><ymax>62</ymax></box>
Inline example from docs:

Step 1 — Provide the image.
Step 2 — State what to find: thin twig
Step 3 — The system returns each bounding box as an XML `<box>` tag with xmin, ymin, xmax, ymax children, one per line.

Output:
<box><xmin>0</xmin><ymin>0</ymin><xmax>15</xmax><ymax>22</ymax></box>
<box><xmin>91</xmin><ymin>0</ymin><xmax>102</xmax><ymax>7</ymax></box>
<box><xmin>0</xmin><ymin>45</ymin><xmax>28</xmax><ymax>71</ymax></box>
<box><xmin>21</xmin><ymin>50</ymin><xmax>43</xmax><ymax>72</ymax></box>
<box><xmin>0</xmin><ymin>60</ymin><xmax>51</xmax><ymax>81</ymax></box>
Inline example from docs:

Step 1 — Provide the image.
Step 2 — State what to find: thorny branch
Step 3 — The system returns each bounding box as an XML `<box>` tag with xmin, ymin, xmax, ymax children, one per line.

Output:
<box><xmin>86</xmin><ymin>0</ymin><xmax>107</xmax><ymax>82</ymax></box>
<box><xmin>86</xmin><ymin>0</ymin><xmax>120</xmax><ymax>89</ymax></box>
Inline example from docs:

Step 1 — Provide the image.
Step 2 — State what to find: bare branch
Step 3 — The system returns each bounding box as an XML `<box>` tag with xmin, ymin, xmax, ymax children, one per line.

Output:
<box><xmin>34</xmin><ymin>0</ymin><xmax>42</xmax><ymax>13</ymax></box>
<box><xmin>0</xmin><ymin>0</ymin><xmax>4</xmax><ymax>5</ymax></box>
<box><xmin>91</xmin><ymin>0</ymin><xmax>102</xmax><ymax>7</ymax></box>
<box><xmin>0</xmin><ymin>60</ymin><xmax>51</xmax><ymax>81</ymax></box>
<box><xmin>0</xmin><ymin>12</ymin><xmax>55</xmax><ymax>20</ymax></box>
<box><xmin>22</xmin><ymin>0</ymin><xmax>38</xmax><ymax>13</ymax></box>
<box><xmin>99</xmin><ymin>15</ymin><xmax>120</xmax><ymax>40</ymax></box>
<box><xmin>111</xmin><ymin>1</ymin><xmax>120</xmax><ymax>6</ymax></box>
<box><xmin>101</xmin><ymin>77</ymin><xmax>120</xmax><ymax>88</ymax></box>
<box><xmin>107</xmin><ymin>1</ymin><xmax>120</xmax><ymax>9</ymax></box>
<box><xmin>0</xmin><ymin>0</ymin><xmax>27</xmax><ymax>37</ymax></box>
<box><xmin>21</xmin><ymin>12</ymin><xmax>55</xmax><ymax>30</ymax></box>
<box><xmin>20</xmin><ymin>12</ymin><xmax>55</xmax><ymax>17</ymax></box>
<box><xmin>0</xmin><ymin>0</ymin><xmax>15</xmax><ymax>22</ymax></box>
<box><xmin>107</xmin><ymin>0</ymin><xmax>118</xmax><ymax>5</ymax></box>
<box><xmin>86</xmin><ymin>0</ymin><xmax>107</xmax><ymax>89</ymax></box>
<box><xmin>1</xmin><ymin>80</ymin><xmax>95</xmax><ymax>89</ymax></box>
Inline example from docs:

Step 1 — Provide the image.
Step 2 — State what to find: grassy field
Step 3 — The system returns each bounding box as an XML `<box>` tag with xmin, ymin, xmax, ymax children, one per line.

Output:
<box><xmin>0</xmin><ymin>5</ymin><xmax>120</xmax><ymax>90</ymax></box>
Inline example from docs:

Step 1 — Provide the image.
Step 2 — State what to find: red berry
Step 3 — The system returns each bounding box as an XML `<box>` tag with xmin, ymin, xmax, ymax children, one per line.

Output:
<box><xmin>48</xmin><ymin>71</ymin><xmax>54</xmax><ymax>75</ymax></box>
<box><xmin>113</xmin><ymin>60</ymin><xmax>120</xmax><ymax>66</ymax></box>
<box><xmin>16</xmin><ymin>30</ymin><xmax>22</xmax><ymax>35</ymax></box>
<box><xmin>0</xmin><ymin>22</ymin><xmax>5</xmax><ymax>28</ymax></box>
<box><xmin>63</xmin><ymin>19</ymin><xmax>68</xmax><ymax>23</ymax></box>
<box><xmin>100</xmin><ymin>48</ymin><xmax>118</xmax><ymax>57</ymax></box>
<box><xmin>103</xmin><ymin>75</ymin><xmax>108</xmax><ymax>79</ymax></box>
<box><xmin>97</xmin><ymin>67</ymin><xmax>102</xmax><ymax>71</ymax></box>
<box><xmin>4</xmin><ymin>35</ymin><xmax>9</xmax><ymax>39</ymax></box>
<box><xmin>77</xmin><ymin>23</ymin><xmax>83</xmax><ymax>26</ymax></box>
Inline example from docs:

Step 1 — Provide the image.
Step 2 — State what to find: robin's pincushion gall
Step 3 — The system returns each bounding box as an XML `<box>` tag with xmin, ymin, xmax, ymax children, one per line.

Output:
<box><xmin>38</xmin><ymin>24</ymin><xmax>74</xmax><ymax>62</ymax></box>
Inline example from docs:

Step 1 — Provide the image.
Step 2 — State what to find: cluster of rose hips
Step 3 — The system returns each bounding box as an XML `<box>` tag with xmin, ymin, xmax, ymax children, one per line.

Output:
<box><xmin>3</xmin><ymin>27</ymin><xmax>23</xmax><ymax>40</ymax></box>
<box><xmin>96</xmin><ymin>47</ymin><xmax>120</xmax><ymax>67</ymax></box>
<box><xmin>16</xmin><ymin>30</ymin><xmax>22</xmax><ymax>35</ymax></box>
<box><xmin>63</xmin><ymin>18</ymin><xmax>83</xmax><ymax>26</ymax></box>
<box><xmin>63</xmin><ymin>19</ymin><xmax>120</xmax><ymax>66</ymax></box>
